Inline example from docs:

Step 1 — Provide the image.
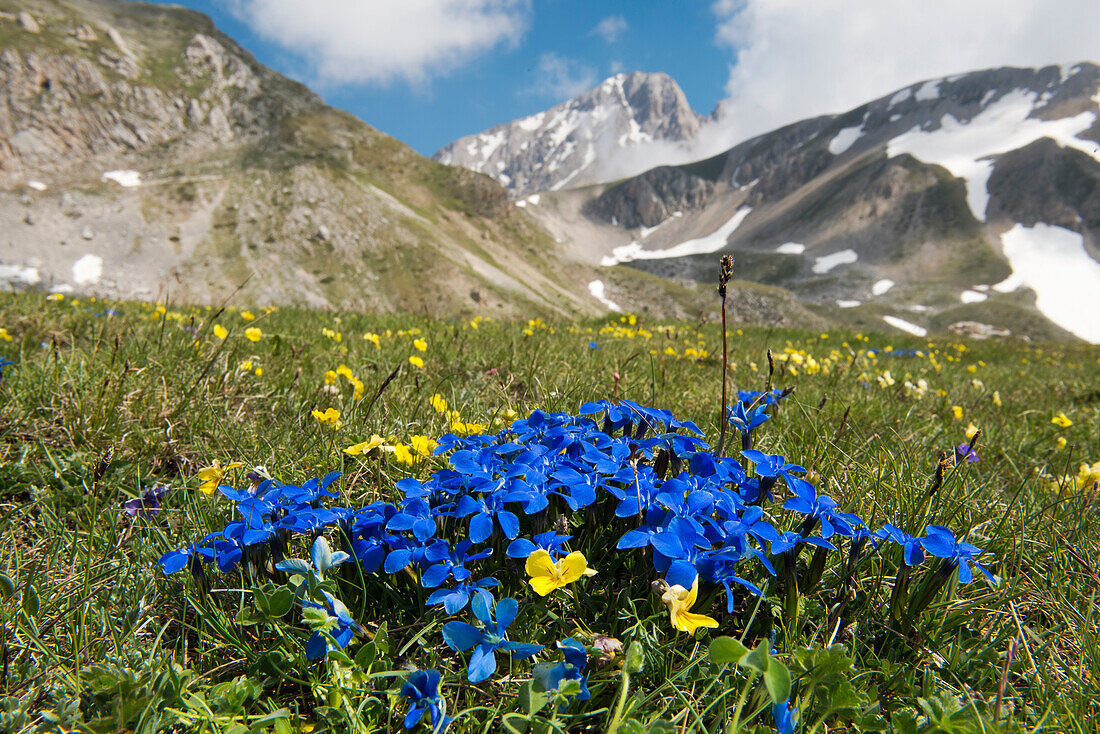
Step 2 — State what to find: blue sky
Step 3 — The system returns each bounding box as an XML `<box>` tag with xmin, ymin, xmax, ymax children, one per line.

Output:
<box><xmin>144</xmin><ymin>0</ymin><xmax>1100</xmax><ymax>159</ymax></box>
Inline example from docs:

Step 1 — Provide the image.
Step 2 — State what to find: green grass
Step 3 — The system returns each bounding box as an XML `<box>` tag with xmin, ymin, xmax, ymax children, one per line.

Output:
<box><xmin>0</xmin><ymin>292</ymin><xmax>1098</xmax><ymax>733</ymax></box>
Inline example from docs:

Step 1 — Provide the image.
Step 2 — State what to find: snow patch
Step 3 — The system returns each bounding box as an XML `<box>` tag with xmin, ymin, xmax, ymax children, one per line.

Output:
<box><xmin>601</xmin><ymin>208</ymin><xmax>752</xmax><ymax>266</ymax></box>
<box><xmin>588</xmin><ymin>280</ymin><xmax>622</xmax><ymax>312</ymax></box>
<box><xmin>517</xmin><ymin>112</ymin><xmax>545</xmax><ymax>132</ymax></box>
<box><xmin>837</xmin><ymin>300</ymin><xmax>861</xmax><ymax>308</ymax></box>
<box><xmin>812</xmin><ymin>249</ymin><xmax>857</xmax><ymax>274</ymax></box>
<box><xmin>886</xmin><ymin>89</ymin><xmax>1100</xmax><ymax>221</ymax></box>
<box><xmin>775</xmin><ymin>243</ymin><xmax>805</xmax><ymax>255</ymax></box>
<box><xmin>960</xmin><ymin>290</ymin><xmax>987</xmax><ymax>303</ymax></box>
<box><xmin>883</xmin><ymin>315</ymin><xmax>928</xmax><ymax>337</ymax></box>
<box><xmin>0</xmin><ymin>264</ymin><xmax>40</xmax><ymax>286</ymax></box>
<box><xmin>515</xmin><ymin>200</ymin><xmax>527</xmax><ymax>208</ymax></box>
<box><xmin>992</xmin><ymin>223</ymin><xmax>1100</xmax><ymax>342</ymax></box>
<box><xmin>889</xmin><ymin>114</ymin><xmax>902</xmax><ymax>122</ymax></box>
<box><xmin>828</xmin><ymin>123</ymin><xmax>864</xmax><ymax>155</ymax></box>
<box><xmin>871</xmin><ymin>279</ymin><xmax>895</xmax><ymax>296</ymax></box>
<box><xmin>889</xmin><ymin>89</ymin><xmax>912</xmax><ymax>108</ymax></box>
<box><xmin>914</xmin><ymin>80</ymin><xmax>941</xmax><ymax>102</ymax></box>
<box><xmin>26</xmin><ymin>181</ymin><xmax>46</xmax><ymax>191</ymax></box>
<box><xmin>526</xmin><ymin>194</ymin><xmax>540</xmax><ymax>206</ymax></box>
<box><xmin>72</xmin><ymin>254</ymin><xmax>103</xmax><ymax>285</ymax></box>
<box><xmin>102</xmin><ymin>170</ymin><xmax>141</xmax><ymax>187</ymax></box>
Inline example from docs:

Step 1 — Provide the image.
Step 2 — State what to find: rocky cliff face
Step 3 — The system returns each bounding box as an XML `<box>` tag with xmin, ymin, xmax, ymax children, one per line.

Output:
<box><xmin>434</xmin><ymin>71</ymin><xmax>705</xmax><ymax>197</ymax></box>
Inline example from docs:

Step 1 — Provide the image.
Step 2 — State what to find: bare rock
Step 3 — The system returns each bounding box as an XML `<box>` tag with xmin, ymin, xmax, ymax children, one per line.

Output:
<box><xmin>316</xmin><ymin>224</ymin><xmax>332</xmax><ymax>242</ymax></box>
<box><xmin>23</xmin><ymin>212</ymin><xmax>33</xmax><ymax>225</ymax></box>
<box><xmin>81</xmin><ymin>226</ymin><xmax>94</xmax><ymax>240</ymax></box>
<box><xmin>102</xmin><ymin>25</ymin><xmax>140</xmax><ymax>79</ymax></box>
<box><xmin>74</xmin><ymin>24</ymin><xmax>97</xmax><ymax>42</ymax></box>
<box><xmin>17</xmin><ymin>12</ymin><xmax>40</xmax><ymax>33</ymax></box>
<box><xmin>947</xmin><ymin>321</ymin><xmax>1011</xmax><ymax>339</ymax></box>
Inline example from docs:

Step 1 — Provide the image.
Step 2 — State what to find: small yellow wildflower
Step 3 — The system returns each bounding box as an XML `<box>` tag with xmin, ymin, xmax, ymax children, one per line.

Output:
<box><xmin>213</xmin><ymin>324</ymin><xmax>228</xmax><ymax>339</ymax></box>
<box><xmin>1052</xmin><ymin>412</ymin><xmax>1073</xmax><ymax>428</ymax></box>
<box><xmin>350</xmin><ymin>377</ymin><xmax>365</xmax><ymax>400</ymax></box>
<box><xmin>195</xmin><ymin>460</ymin><xmax>244</xmax><ymax>495</ymax></box>
<box><xmin>240</xmin><ymin>310</ymin><xmax>255</xmax><ymax>321</ymax></box>
<box><xmin>410</xmin><ymin>434</ymin><xmax>438</xmax><ymax>457</ymax></box>
<box><xmin>311</xmin><ymin>408</ymin><xmax>342</xmax><ymax>429</ymax></box>
<box><xmin>47</xmin><ymin>293</ymin><xmax>64</xmax><ymax>301</ymax></box>
<box><xmin>238</xmin><ymin>359</ymin><xmax>253</xmax><ymax>372</ymax></box>
<box><xmin>1055</xmin><ymin>436</ymin><xmax>1067</xmax><ymax>451</ymax></box>
<box><xmin>254</xmin><ymin>367</ymin><xmax>263</xmax><ymax>377</ymax></box>
<box><xmin>661</xmin><ymin>576</ymin><xmax>718</xmax><ymax>634</ymax></box>
<box><xmin>952</xmin><ymin>405</ymin><xmax>963</xmax><ymax>420</ymax></box>
<box><xmin>965</xmin><ymin>422</ymin><xmax>979</xmax><ymax>440</ymax></box>
<box><xmin>344</xmin><ymin>435</ymin><xmax>389</xmax><ymax>456</ymax></box>
<box><xmin>525</xmin><ymin>549</ymin><xmax>596</xmax><ymax>596</ymax></box>
<box><xmin>324</xmin><ymin>370</ymin><xmax>338</xmax><ymax>385</ymax></box>
<box><xmin>413</xmin><ymin>338</ymin><xmax>427</xmax><ymax>352</ymax></box>
<box><xmin>409</xmin><ymin>356</ymin><xmax>424</xmax><ymax>368</ymax></box>
<box><xmin>363</xmin><ymin>332</ymin><xmax>381</xmax><ymax>348</ymax></box>
<box><xmin>430</xmin><ymin>393</ymin><xmax>448</xmax><ymax>414</ymax></box>
<box><xmin>992</xmin><ymin>391</ymin><xmax>1002</xmax><ymax>407</ymax></box>
<box><xmin>244</xmin><ymin>327</ymin><xmax>262</xmax><ymax>342</ymax></box>
<box><xmin>336</xmin><ymin>364</ymin><xmax>354</xmax><ymax>380</ymax></box>
<box><xmin>322</xmin><ymin>328</ymin><xmax>342</xmax><ymax>342</ymax></box>
<box><xmin>392</xmin><ymin>443</ymin><xmax>414</xmax><ymax>465</ymax></box>
<box><xmin>0</xmin><ymin>328</ymin><xmax>12</xmax><ymax>342</ymax></box>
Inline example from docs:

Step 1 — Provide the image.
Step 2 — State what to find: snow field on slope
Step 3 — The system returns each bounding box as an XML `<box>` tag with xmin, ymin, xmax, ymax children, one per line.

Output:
<box><xmin>601</xmin><ymin>208</ymin><xmax>752</xmax><ymax>266</ymax></box>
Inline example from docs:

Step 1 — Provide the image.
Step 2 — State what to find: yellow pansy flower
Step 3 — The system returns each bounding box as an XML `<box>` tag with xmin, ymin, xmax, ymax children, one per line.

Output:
<box><xmin>964</xmin><ymin>423</ymin><xmax>979</xmax><ymax>440</ymax></box>
<box><xmin>344</xmin><ymin>435</ymin><xmax>389</xmax><ymax>456</ymax></box>
<box><xmin>661</xmin><ymin>576</ymin><xmax>718</xmax><ymax>634</ymax></box>
<box><xmin>1051</xmin><ymin>412</ymin><xmax>1073</xmax><ymax>428</ymax></box>
<box><xmin>525</xmin><ymin>550</ymin><xmax>596</xmax><ymax>596</ymax></box>
<box><xmin>195</xmin><ymin>459</ymin><xmax>244</xmax><ymax>495</ymax></box>
<box><xmin>244</xmin><ymin>327</ymin><xmax>262</xmax><ymax>342</ymax></box>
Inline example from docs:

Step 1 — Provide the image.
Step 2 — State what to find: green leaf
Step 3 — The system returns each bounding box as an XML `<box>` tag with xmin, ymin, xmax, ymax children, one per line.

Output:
<box><xmin>234</xmin><ymin>609</ymin><xmax>263</xmax><ymax>626</ymax></box>
<box><xmin>739</xmin><ymin>640</ymin><xmax>770</xmax><ymax>674</ymax></box>
<box><xmin>252</xmin><ymin>587</ymin><xmax>271</xmax><ymax>616</ymax></box>
<box><xmin>763</xmin><ymin>658</ymin><xmax>791</xmax><ymax>704</ymax></box>
<box><xmin>647</xmin><ymin>721</ymin><xmax>676</xmax><ymax>734</ymax></box>
<box><xmin>519</xmin><ymin>680</ymin><xmax>548</xmax><ymax>715</ymax></box>
<box><xmin>267</xmin><ymin>587</ymin><xmax>294</xmax><ymax>618</ymax></box>
<box><xmin>0</xmin><ymin>574</ymin><xmax>14</xmax><ymax>599</ymax></box>
<box><xmin>623</xmin><ymin>640</ymin><xmax>645</xmax><ymax>673</ymax></box>
<box><xmin>709</xmin><ymin>636</ymin><xmax>749</xmax><ymax>665</ymax></box>
<box><xmin>617</xmin><ymin>720</ymin><xmax>645</xmax><ymax>734</ymax></box>
<box><xmin>354</xmin><ymin>642</ymin><xmax>376</xmax><ymax>671</ymax></box>
<box><xmin>373</xmin><ymin>623</ymin><xmax>390</xmax><ymax>658</ymax></box>
<box><xmin>21</xmin><ymin>581</ymin><xmax>39</xmax><ymax>619</ymax></box>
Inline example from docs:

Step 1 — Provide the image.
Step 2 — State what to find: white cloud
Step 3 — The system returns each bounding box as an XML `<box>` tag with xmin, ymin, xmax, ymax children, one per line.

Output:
<box><xmin>528</xmin><ymin>53</ymin><xmax>597</xmax><ymax>100</ymax></box>
<box><xmin>705</xmin><ymin>0</ymin><xmax>1100</xmax><ymax>153</ymax></box>
<box><xmin>590</xmin><ymin>15</ymin><xmax>628</xmax><ymax>44</ymax></box>
<box><xmin>227</xmin><ymin>0</ymin><xmax>531</xmax><ymax>86</ymax></box>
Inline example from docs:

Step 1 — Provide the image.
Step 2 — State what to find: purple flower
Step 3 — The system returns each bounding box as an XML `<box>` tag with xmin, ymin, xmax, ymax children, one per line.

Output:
<box><xmin>124</xmin><ymin>484</ymin><xmax>171</xmax><ymax>519</ymax></box>
<box><xmin>955</xmin><ymin>444</ymin><xmax>979</xmax><ymax>463</ymax></box>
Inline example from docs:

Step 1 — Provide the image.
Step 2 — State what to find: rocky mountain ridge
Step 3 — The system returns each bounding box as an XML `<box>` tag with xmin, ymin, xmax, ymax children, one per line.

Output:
<box><xmin>434</xmin><ymin>71</ymin><xmax>705</xmax><ymax>198</ymax></box>
<box><xmin>518</xmin><ymin>63</ymin><xmax>1100</xmax><ymax>342</ymax></box>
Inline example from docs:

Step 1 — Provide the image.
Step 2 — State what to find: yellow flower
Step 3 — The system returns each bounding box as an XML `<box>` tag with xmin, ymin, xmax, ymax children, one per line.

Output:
<box><xmin>324</xmin><ymin>370</ymin><xmax>338</xmax><ymax>385</ymax></box>
<box><xmin>240</xmin><ymin>310</ymin><xmax>255</xmax><ymax>321</ymax></box>
<box><xmin>335</xmin><ymin>364</ymin><xmax>354</xmax><ymax>381</ymax></box>
<box><xmin>254</xmin><ymin>367</ymin><xmax>263</xmax><ymax>377</ymax></box>
<box><xmin>413</xmin><ymin>338</ymin><xmax>427</xmax><ymax>352</ymax></box>
<box><xmin>0</xmin><ymin>328</ymin><xmax>12</xmax><ymax>342</ymax></box>
<box><xmin>409</xmin><ymin>356</ymin><xmax>424</xmax><ymax>368</ymax></box>
<box><xmin>351</xmin><ymin>377</ymin><xmax>365</xmax><ymax>400</ymax></box>
<box><xmin>965</xmin><ymin>422</ymin><xmax>979</xmax><ymax>440</ymax></box>
<box><xmin>1052</xmin><ymin>412</ymin><xmax>1073</xmax><ymax>428</ymax></box>
<box><xmin>951</xmin><ymin>405</ymin><xmax>963</xmax><ymax>420</ymax></box>
<box><xmin>311</xmin><ymin>408</ymin><xmax>342</xmax><ymax>429</ymax></box>
<box><xmin>410</xmin><ymin>434</ymin><xmax>438</xmax><ymax>457</ymax></box>
<box><xmin>363</xmin><ymin>332</ymin><xmax>381</xmax><ymax>347</ymax></box>
<box><xmin>213</xmin><ymin>324</ymin><xmax>228</xmax><ymax>339</ymax></box>
<box><xmin>661</xmin><ymin>576</ymin><xmax>718</xmax><ymax>634</ymax></box>
<box><xmin>525</xmin><ymin>550</ymin><xmax>596</xmax><ymax>596</ymax></box>
<box><xmin>392</xmin><ymin>443</ymin><xmax>414</xmax><ymax>465</ymax></box>
<box><xmin>992</xmin><ymin>391</ymin><xmax>1002</xmax><ymax>407</ymax></box>
<box><xmin>244</xmin><ymin>327</ymin><xmax>262</xmax><ymax>342</ymax></box>
<box><xmin>46</xmin><ymin>293</ymin><xmax>64</xmax><ymax>301</ymax></box>
<box><xmin>195</xmin><ymin>460</ymin><xmax>244</xmax><ymax>495</ymax></box>
<box><xmin>1055</xmin><ymin>436</ymin><xmax>1067</xmax><ymax>451</ymax></box>
<box><xmin>237</xmin><ymin>359</ymin><xmax>253</xmax><ymax>372</ymax></box>
<box><xmin>430</xmin><ymin>393</ymin><xmax>448</xmax><ymax>414</ymax></box>
<box><xmin>322</xmin><ymin>328</ymin><xmax>342</xmax><ymax>342</ymax></box>
<box><xmin>344</xmin><ymin>435</ymin><xmax>389</xmax><ymax>455</ymax></box>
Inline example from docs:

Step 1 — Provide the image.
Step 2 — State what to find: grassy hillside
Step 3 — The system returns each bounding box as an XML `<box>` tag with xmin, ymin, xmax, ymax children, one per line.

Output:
<box><xmin>0</xmin><ymin>291</ymin><xmax>1098</xmax><ymax>732</ymax></box>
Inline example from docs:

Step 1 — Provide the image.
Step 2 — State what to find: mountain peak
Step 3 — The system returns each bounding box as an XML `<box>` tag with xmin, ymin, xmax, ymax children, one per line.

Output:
<box><xmin>433</xmin><ymin>71</ymin><xmax>703</xmax><ymax>197</ymax></box>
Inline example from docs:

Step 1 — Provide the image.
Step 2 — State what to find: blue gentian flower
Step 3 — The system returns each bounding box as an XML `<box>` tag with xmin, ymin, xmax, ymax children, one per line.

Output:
<box><xmin>426</xmin><ymin>577</ymin><xmax>500</xmax><ymax>615</ymax></box>
<box><xmin>0</xmin><ymin>359</ymin><xmax>15</xmax><ymax>379</ymax></box>
<box><xmin>533</xmin><ymin>638</ymin><xmax>591</xmax><ymax>703</ymax></box>
<box><xmin>772</xmin><ymin>698</ymin><xmax>798</xmax><ymax>734</ymax></box>
<box><xmin>400</xmin><ymin>669</ymin><xmax>452</xmax><ymax>732</ymax></box>
<box><xmin>302</xmin><ymin>589</ymin><xmax>362</xmax><ymax>660</ymax></box>
<box><xmin>875</xmin><ymin>524</ymin><xmax>926</xmax><ymax>567</ymax></box>
<box><xmin>441</xmin><ymin>591</ymin><xmax>543</xmax><ymax>682</ymax></box>
<box><xmin>507</xmin><ymin>531</ymin><xmax>572</xmax><ymax>559</ymax></box>
<box><xmin>920</xmin><ymin>525</ymin><xmax>996</xmax><ymax>585</ymax></box>
<box><xmin>276</xmin><ymin>536</ymin><xmax>349</xmax><ymax>584</ymax></box>
<box><xmin>454</xmin><ymin>492</ymin><xmax>520</xmax><ymax>543</ymax></box>
<box><xmin>123</xmin><ymin>484</ymin><xmax>171</xmax><ymax>519</ymax></box>
<box><xmin>420</xmin><ymin>540</ymin><xmax>492</xmax><ymax>588</ymax></box>
<box><xmin>726</xmin><ymin>401</ymin><xmax>771</xmax><ymax>435</ymax></box>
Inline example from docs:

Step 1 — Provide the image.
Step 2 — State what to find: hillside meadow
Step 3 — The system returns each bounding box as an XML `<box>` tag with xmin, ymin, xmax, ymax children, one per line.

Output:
<box><xmin>0</xmin><ymin>291</ymin><xmax>1098</xmax><ymax>733</ymax></box>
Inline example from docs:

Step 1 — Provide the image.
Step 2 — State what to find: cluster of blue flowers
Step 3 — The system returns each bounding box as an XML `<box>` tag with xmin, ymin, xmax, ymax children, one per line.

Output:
<box><xmin>158</xmin><ymin>392</ymin><xmax>995</xmax><ymax>728</ymax></box>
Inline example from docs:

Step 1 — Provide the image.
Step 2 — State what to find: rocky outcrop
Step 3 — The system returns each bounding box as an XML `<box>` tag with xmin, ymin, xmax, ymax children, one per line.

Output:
<box><xmin>434</xmin><ymin>71</ymin><xmax>705</xmax><ymax>197</ymax></box>
<box><xmin>586</xmin><ymin>166</ymin><xmax>714</xmax><ymax>229</ymax></box>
